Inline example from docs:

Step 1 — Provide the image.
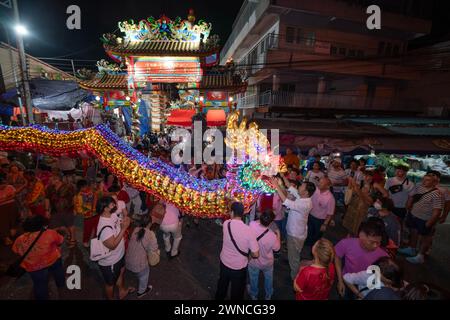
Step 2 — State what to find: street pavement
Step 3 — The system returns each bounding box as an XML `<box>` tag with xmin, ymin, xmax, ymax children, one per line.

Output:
<box><xmin>0</xmin><ymin>210</ymin><xmax>449</xmax><ymax>300</ymax></box>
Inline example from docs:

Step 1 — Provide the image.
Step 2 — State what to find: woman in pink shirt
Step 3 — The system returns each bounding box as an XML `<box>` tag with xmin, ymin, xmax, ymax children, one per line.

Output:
<box><xmin>305</xmin><ymin>177</ymin><xmax>335</xmax><ymax>248</ymax></box>
<box><xmin>248</xmin><ymin>209</ymin><xmax>281</xmax><ymax>300</ymax></box>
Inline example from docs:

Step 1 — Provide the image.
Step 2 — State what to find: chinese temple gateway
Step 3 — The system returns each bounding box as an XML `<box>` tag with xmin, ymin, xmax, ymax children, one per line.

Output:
<box><xmin>78</xmin><ymin>10</ymin><xmax>247</xmax><ymax>134</ymax></box>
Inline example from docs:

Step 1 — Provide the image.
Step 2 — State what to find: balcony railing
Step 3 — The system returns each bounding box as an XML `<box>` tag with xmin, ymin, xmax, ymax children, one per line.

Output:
<box><xmin>237</xmin><ymin>90</ymin><xmax>422</xmax><ymax>112</ymax></box>
<box><xmin>238</xmin><ymin>33</ymin><xmax>279</xmax><ymax>76</ymax></box>
<box><xmin>221</xmin><ymin>0</ymin><xmax>270</xmax><ymax>59</ymax></box>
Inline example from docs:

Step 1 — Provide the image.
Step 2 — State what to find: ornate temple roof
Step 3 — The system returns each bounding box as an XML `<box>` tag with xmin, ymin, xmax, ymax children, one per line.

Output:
<box><xmin>104</xmin><ymin>40</ymin><xmax>218</xmax><ymax>57</ymax></box>
<box><xmin>102</xmin><ymin>13</ymin><xmax>220</xmax><ymax>58</ymax></box>
<box><xmin>78</xmin><ymin>71</ymin><xmax>246</xmax><ymax>93</ymax></box>
<box><xmin>78</xmin><ymin>73</ymin><xmax>129</xmax><ymax>91</ymax></box>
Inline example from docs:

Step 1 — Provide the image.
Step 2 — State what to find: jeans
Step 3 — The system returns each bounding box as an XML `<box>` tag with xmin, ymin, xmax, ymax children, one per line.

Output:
<box><xmin>248</xmin><ymin>265</ymin><xmax>274</xmax><ymax>300</ymax></box>
<box><xmin>29</xmin><ymin>258</ymin><xmax>65</xmax><ymax>300</ymax></box>
<box><xmin>332</xmin><ymin>191</ymin><xmax>345</xmax><ymax>207</ymax></box>
<box><xmin>305</xmin><ymin>215</ymin><xmax>325</xmax><ymax>247</ymax></box>
<box><xmin>215</xmin><ymin>261</ymin><xmax>247</xmax><ymax>300</ymax></box>
<box><xmin>287</xmin><ymin>235</ymin><xmax>305</xmax><ymax>280</ymax></box>
<box><xmin>135</xmin><ymin>266</ymin><xmax>150</xmax><ymax>294</ymax></box>
<box><xmin>160</xmin><ymin>221</ymin><xmax>182</xmax><ymax>256</ymax></box>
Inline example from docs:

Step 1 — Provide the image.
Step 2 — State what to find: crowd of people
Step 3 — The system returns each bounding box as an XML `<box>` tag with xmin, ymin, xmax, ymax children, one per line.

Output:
<box><xmin>0</xmin><ymin>145</ymin><xmax>449</xmax><ymax>301</ymax></box>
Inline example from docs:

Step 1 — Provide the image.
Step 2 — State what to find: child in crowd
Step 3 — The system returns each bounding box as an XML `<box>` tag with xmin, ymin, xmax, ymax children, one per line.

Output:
<box><xmin>343</xmin><ymin>256</ymin><xmax>403</xmax><ymax>299</ymax></box>
<box><xmin>368</xmin><ymin>198</ymin><xmax>401</xmax><ymax>257</ymax></box>
<box><xmin>294</xmin><ymin>238</ymin><xmax>335</xmax><ymax>300</ymax></box>
<box><xmin>74</xmin><ymin>179</ymin><xmax>98</xmax><ymax>247</ymax></box>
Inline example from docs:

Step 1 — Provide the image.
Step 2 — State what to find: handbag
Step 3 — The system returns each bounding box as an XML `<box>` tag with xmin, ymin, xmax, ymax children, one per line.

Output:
<box><xmin>6</xmin><ymin>228</ymin><xmax>46</xmax><ymax>278</ymax></box>
<box><xmin>90</xmin><ymin>226</ymin><xmax>113</xmax><ymax>261</ymax></box>
<box><xmin>344</xmin><ymin>187</ymin><xmax>353</xmax><ymax>206</ymax></box>
<box><xmin>148</xmin><ymin>249</ymin><xmax>160</xmax><ymax>266</ymax></box>
<box><xmin>140</xmin><ymin>230</ymin><xmax>160</xmax><ymax>266</ymax></box>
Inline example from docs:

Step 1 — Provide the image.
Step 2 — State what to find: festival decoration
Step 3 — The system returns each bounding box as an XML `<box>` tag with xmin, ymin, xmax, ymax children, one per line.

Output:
<box><xmin>117</xmin><ymin>13</ymin><xmax>212</xmax><ymax>43</ymax></box>
<box><xmin>97</xmin><ymin>59</ymin><xmax>123</xmax><ymax>74</ymax></box>
<box><xmin>0</xmin><ymin>119</ymin><xmax>279</xmax><ymax>217</ymax></box>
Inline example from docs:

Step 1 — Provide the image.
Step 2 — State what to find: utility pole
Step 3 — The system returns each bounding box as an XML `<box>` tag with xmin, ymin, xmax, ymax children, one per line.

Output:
<box><xmin>3</xmin><ymin>24</ymin><xmax>27</xmax><ymax>125</ymax></box>
<box><xmin>12</xmin><ymin>0</ymin><xmax>34</xmax><ymax>124</ymax></box>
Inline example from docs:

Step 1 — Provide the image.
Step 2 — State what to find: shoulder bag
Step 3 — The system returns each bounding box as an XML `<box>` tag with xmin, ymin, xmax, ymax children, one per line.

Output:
<box><xmin>388</xmin><ymin>178</ymin><xmax>409</xmax><ymax>194</ymax></box>
<box><xmin>412</xmin><ymin>188</ymin><xmax>438</xmax><ymax>205</ymax></box>
<box><xmin>90</xmin><ymin>225</ymin><xmax>113</xmax><ymax>261</ymax></box>
<box><xmin>140</xmin><ymin>228</ymin><xmax>160</xmax><ymax>267</ymax></box>
<box><xmin>227</xmin><ymin>221</ymin><xmax>249</xmax><ymax>257</ymax></box>
<box><xmin>6</xmin><ymin>228</ymin><xmax>46</xmax><ymax>278</ymax></box>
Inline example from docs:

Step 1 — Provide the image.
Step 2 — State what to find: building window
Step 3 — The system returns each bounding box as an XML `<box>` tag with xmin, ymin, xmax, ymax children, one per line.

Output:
<box><xmin>296</xmin><ymin>28</ymin><xmax>303</xmax><ymax>44</ymax></box>
<box><xmin>348</xmin><ymin>49</ymin><xmax>356</xmax><ymax>57</ymax></box>
<box><xmin>378</xmin><ymin>41</ymin><xmax>385</xmax><ymax>56</ymax></box>
<box><xmin>269</xmin><ymin>31</ymin><xmax>276</xmax><ymax>48</ymax></box>
<box><xmin>260</xmin><ymin>39</ymin><xmax>265</xmax><ymax>54</ymax></box>
<box><xmin>305</xmin><ymin>32</ymin><xmax>315</xmax><ymax>47</ymax></box>
<box><xmin>339</xmin><ymin>47</ymin><xmax>347</xmax><ymax>56</ymax></box>
<box><xmin>286</xmin><ymin>27</ymin><xmax>295</xmax><ymax>43</ymax></box>
<box><xmin>331</xmin><ymin>46</ymin><xmax>338</xmax><ymax>55</ymax></box>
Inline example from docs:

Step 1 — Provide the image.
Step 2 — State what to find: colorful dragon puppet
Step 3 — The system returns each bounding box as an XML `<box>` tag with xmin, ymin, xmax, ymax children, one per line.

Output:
<box><xmin>0</xmin><ymin>113</ymin><xmax>282</xmax><ymax>218</ymax></box>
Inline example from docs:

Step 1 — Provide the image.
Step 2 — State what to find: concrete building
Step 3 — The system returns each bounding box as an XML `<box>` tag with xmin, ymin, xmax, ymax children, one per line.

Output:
<box><xmin>400</xmin><ymin>40</ymin><xmax>450</xmax><ymax>117</ymax></box>
<box><xmin>0</xmin><ymin>42</ymin><xmax>73</xmax><ymax>93</ymax></box>
<box><xmin>221</xmin><ymin>0</ymin><xmax>433</xmax><ymax>117</ymax></box>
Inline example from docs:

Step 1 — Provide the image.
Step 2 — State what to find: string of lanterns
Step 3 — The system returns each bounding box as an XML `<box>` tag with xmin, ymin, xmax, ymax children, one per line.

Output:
<box><xmin>0</xmin><ymin>124</ymin><xmax>272</xmax><ymax>217</ymax></box>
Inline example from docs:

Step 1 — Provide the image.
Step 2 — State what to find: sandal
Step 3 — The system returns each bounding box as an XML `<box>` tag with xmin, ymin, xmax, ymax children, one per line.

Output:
<box><xmin>119</xmin><ymin>287</ymin><xmax>136</xmax><ymax>300</ymax></box>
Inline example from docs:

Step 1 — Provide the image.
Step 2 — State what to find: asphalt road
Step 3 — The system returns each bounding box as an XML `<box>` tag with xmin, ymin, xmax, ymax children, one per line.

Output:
<box><xmin>0</xmin><ymin>210</ymin><xmax>449</xmax><ymax>300</ymax></box>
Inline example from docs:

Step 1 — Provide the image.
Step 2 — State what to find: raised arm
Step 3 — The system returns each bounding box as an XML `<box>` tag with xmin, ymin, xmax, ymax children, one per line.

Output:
<box><xmin>102</xmin><ymin>216</ymin><xmax>130</xmax><ymax>250</ymax></box>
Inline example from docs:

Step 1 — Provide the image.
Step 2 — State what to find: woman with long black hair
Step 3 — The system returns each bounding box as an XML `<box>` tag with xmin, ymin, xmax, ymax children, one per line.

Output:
<box><xmin>125</xmin><ymin>215</ymin><xmax>159</xmax><ymax>298</ymax></box>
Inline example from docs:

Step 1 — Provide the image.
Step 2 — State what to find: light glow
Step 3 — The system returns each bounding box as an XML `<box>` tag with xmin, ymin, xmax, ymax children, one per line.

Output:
<box><xmin>14</xmin><ymin>24</ymin><xmax>28</xmax><ymax>36</ymax></box>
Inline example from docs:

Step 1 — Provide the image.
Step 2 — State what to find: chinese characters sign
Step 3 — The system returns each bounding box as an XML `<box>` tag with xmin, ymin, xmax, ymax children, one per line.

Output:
<box><xmin>131</xmin><ymin>56</ymin><xmax>202</xmax><ymax>83</ymax></box>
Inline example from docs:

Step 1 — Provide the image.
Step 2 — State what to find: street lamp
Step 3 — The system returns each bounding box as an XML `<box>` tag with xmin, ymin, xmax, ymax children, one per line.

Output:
<box><xmin>14</xmin><ymin>24</ymin><xmax>28</xmax><ymax>35</ymax></box>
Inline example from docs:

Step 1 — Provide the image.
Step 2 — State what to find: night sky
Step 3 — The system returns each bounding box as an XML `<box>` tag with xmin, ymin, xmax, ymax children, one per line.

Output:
<box><xmin>1</xmin><ymin>0</ymin><xmax>450</xmax><ymax>67</ymax></box>
<box><xmin>0</xmin><ymin>0</ymin><xmax>244</xmax><ymax>64</ymax></box>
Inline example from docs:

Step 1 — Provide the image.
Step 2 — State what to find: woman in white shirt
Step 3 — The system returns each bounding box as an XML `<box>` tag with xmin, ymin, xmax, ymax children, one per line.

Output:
<box><xmin>305</xmin><ymin>162</ymin><xmax>325</xmax><ymax>187</ymax></box>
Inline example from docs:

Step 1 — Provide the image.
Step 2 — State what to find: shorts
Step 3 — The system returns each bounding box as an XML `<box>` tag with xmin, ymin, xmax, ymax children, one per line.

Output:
<box><xmin>406</xmin><ymin>213</ymin><xmax>434</xmax><ymax>236</ymax></box>
<box><xmin>98</xmin><ymin>257</ymin><xmax>125</xmax><ymax>286</ymax></box>
<box><xmin>49</xmin><ymin>211</ymin><xmax>75</xmax><ymax>228</ymax></box>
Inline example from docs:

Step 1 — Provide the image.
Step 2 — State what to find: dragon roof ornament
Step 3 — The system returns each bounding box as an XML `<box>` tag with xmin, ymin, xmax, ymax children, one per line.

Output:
<box><xmin>117</xmin><ymin>11</ymin><xmax>212</xmax><ymax>43</ymax></box>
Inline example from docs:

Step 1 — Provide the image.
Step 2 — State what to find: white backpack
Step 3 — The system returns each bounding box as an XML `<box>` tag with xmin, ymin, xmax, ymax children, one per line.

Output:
<box><xmin>90</xmin><ymin>226</ymin><xmax>113</xmax><ymax>261</ymax></box>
